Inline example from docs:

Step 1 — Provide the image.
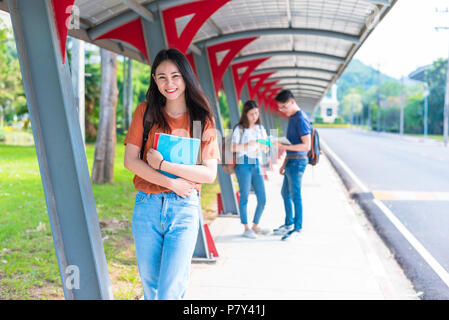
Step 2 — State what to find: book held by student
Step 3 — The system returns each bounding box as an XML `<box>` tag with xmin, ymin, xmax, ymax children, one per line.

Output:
<box><xmin>154</xmin><ymin>133</ymin><xmax>201</xmax><ymax>178</ymax></box>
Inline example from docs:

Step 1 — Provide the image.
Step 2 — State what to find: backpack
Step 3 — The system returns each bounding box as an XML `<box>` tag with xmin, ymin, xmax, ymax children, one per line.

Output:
<box><xmin>307</xmin><ymin>127</ymin><xmax>321</xmax><ymax>166</ymax></box>
<box><xmin>221</xmin><ymin>124</ymin><xmax>244</xmax><ymax>174</ymax></box>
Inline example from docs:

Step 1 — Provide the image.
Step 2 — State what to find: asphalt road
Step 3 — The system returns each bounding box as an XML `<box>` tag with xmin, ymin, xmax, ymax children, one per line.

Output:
<box><xmin>319</xmin><ymin>128</ymin><xmax>449</xmax><ymax>299</ymax></box>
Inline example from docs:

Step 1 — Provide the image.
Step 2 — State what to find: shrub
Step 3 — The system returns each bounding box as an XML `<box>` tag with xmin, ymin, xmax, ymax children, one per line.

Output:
<box><xmin>314</xmin><ymin>116</ymin><xmax>324</xmax><ymax>124</ymax></box>
<box><xmin>0</xmin><ymin>128</ymin><xmax>5</xmax><ymax>142</ymax></box>
<box><xmin>334</xmin><ymin>117</ymin><xmax>345</xmax><ymax>124</ymax></box>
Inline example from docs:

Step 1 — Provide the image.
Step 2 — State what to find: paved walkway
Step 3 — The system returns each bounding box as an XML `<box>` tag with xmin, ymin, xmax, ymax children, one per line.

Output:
<box><xmin>185</xmin><ymin>154</ymin><xmax>419</xmax><ymax>300</ymax></box>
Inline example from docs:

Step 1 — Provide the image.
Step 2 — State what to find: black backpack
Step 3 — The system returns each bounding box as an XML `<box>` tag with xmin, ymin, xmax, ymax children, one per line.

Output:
<box><xmin>307</xmin><ymin>127</ymin><xmax>321</xmax><ymax>166</ymax></box>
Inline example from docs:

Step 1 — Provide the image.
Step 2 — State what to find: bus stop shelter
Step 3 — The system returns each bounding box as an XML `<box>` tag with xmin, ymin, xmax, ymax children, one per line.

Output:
<box><xmin>0</xmin><ymin>0</ymin><xmax>395</xmax><ymax>299</ymax></box>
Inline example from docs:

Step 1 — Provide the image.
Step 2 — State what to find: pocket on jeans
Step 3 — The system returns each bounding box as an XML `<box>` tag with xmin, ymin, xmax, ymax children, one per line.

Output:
<box><xmin>135</xmin><ymin>191</ymin><xmax>147</xmax><ymax>204</ymax></box>
<box><xmin>176</xmin><ymin>191</ymin><xmax>200</xmax><ymax>208</ymax></box>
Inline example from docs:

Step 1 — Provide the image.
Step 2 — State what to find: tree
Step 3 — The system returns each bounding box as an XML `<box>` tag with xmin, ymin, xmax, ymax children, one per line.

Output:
<box><xmin>426</xmin><ymin>58</ymin><xmax>447</xmax><ymax>135</ymax></box>
<box><xmin>218</xmin><ymin>91</ymin><xmax>230</xmax><ymax>129</ymax></box>
<box><xmin>84</xmin><ymin>54</ymin><xmax>101</xmax><ymax>141</ymax></box>
<box><xmin>404</xmin><ymin>92</ymin><xmax>424</xmax><ymax>134</ymax></box>
<box><xmin>339</xmin><ymin>89</ymin><xmax>363</xmax><ymax>123</ymax></box>
<box><xmin>91</xmin><ymin>49</ymin><xmax>118</xmax><ymax>184</ymax></box>
<box><xmin>0</xmin><ymin>21</ymin><xmax>26</xmax><ymax>126</ymax></box>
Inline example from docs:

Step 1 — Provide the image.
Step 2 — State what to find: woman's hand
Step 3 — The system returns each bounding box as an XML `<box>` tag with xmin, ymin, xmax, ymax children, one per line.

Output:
<box><xmin>246</xmin><ymin>140</ymin><xmax>258</xmax><ymax>148</ymax></box>
<box><xmin>279</xmin><ymin>164</ymin><xmax>286</xmax><ymax>175</ymax></box>
<box><xmin>169</xmin><ymin>178</ymin><xmax>196</xmax><ymax>198</ymax></box>
<box><xmin>147</xmin><ymin>149</ymin><xmax>163</xmax><ymax>169</ymax></box>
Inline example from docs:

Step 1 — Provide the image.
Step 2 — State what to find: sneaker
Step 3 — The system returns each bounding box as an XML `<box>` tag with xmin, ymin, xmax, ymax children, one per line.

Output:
<box><xmin>253</xmin><ymin>227</ymin><xmax>271</xmax><ymax>235</ymax></box>
<box><xmin>273</xmin><ymin>224</ymin><xmax>294</xmax><ymax>235</ymax></box>
<box><xmin>281</xmin><ymin>229</ymin><xmax>302</xmax><ymax>241</ymax></box>
<box><xmin>242</xmin><ymin>229</ymin><xmax>257</xmax><ymax>239</ymax></box>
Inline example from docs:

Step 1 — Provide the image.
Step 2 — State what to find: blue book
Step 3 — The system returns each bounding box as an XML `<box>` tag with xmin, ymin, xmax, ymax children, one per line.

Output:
<box><xmin>154</xmin><ymin>133</ymin><xmax>201</xmax><ymax>179</ymax></box>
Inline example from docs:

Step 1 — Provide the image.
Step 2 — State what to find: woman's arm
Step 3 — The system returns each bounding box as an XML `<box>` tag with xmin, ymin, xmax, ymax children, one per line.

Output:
<box><xmin>125</xmin><ymin>143</ymin><xmax>196</xmax><ymax>198</ymax></box>
<box><xmin>161</xmin><ymin>158</ymin><xmax>217</xmax><ymax>184</ymax></box>
<box><xmin>146</xmin><ymin>148</ymin><xmax>217</xmax><ymax>184</ymax></box>
<box><xmin>231</xmin><ymin>140</ymin><xmax>258</xmax><ymax>153</ymax></box>
<box><xmin>124</xmin><ymin>143</ymin><xmax>173</xmax><ymax>188</ymax></box>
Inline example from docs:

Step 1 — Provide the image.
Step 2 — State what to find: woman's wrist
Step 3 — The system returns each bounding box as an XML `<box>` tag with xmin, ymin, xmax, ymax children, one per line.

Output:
<box><xmin>159</xmin><ymin>159</ymin><xmax>165</xmax><ymax>171</ymax></box>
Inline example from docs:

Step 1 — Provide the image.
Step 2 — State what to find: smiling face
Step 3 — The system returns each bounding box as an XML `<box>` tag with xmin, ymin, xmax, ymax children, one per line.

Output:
<box><xmin>153</xmin><ymin>60</ymin><xmax>186</xmax><ymax>102</ymax></box>
<box><xmin>246</xmin><ymin>107</ymin><xmax>260</xmax><ymax>126</ymax></box>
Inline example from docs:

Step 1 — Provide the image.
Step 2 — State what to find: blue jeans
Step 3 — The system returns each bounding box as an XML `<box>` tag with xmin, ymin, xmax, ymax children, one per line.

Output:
<box><xmin>234</xmin><ymin>156</ymin><xmax>267</xmax><ymax>225</ymax></box>
<box><xmin>281</xmin><ymin>158</ymin><xmax>308</xmax><ymax>230</ymax></box>
<box><xmin>131</xmin><ymin>190</ymin><xmax>200</xmax><ymax>300</ymax></box>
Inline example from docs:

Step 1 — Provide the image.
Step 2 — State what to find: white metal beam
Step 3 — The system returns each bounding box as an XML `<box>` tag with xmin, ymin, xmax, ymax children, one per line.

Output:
<box><xmin>120</xmin><ymin>0</ymin><xmax>154</xmax><ymax>22</ymax></box>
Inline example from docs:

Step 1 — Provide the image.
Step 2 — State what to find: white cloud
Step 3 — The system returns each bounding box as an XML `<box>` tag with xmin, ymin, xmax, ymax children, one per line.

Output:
<box><xmin>354</xmin><ymin>0</ymin><xmax>449</xmax><ymax>79</ymax></box>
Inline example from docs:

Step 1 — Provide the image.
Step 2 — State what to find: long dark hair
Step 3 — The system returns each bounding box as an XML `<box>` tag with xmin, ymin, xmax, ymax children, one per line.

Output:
<box><xmin>237</xmin><ymin>100</ymin><xmax>261</xmax><ymax>129</ymax></box>
<box><xmin>145</xmin><ymin>48</ymin><xmax>214</xmax><ymax>136</ymax></box>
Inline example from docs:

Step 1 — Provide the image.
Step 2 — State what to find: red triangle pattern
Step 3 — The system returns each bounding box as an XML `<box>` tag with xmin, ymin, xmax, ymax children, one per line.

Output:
<box><xmin>231</xmin><ymin>57</ymin><xmax>269</xmax><ymax>101</ymax></box>
<box><xmin>162</xmin><ymin>0</ymin><xmax>230</xmax><ymax>54</ymax></box>
<box><xmin>246</xmin><ymin>72</ymin><xmax>275</xmax><ymax>100</ymax></box>
<box><xmin>50</xmin><ymin>0</ymin><xmax>75</xmax><ymax>64</ymax></box>
<box><xmin>207</xmin><ymin>37</ymin><xmax>258</xmax><ymax>96</ymax></box>
<box><xmin>95</xmin><ymin>19</ymin><xmax>149</xmax><ymax>61</ymax></box>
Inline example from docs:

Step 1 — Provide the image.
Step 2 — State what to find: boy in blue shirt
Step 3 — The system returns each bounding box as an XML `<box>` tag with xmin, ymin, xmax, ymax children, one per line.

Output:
<box><xmin>273</xmin><ymin>90</ymin><xmax>312</xmax><ymax>241</ymax></box>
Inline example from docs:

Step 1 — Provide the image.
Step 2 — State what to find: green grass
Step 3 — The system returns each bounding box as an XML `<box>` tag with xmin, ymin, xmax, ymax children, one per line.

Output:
<box><xmin>0</xmin><ymin>130</ymin><xmax>220</xmax><ymax>299</ymax></box>
<box><xmin>408</xmin><ymin>133</ymin><xmax>444</xmax><ymax>142</ymax></box>
<box><xmin>313</xmin><ymin>123</ymin><xmax>351</xmax><ymax>128</ymax></box>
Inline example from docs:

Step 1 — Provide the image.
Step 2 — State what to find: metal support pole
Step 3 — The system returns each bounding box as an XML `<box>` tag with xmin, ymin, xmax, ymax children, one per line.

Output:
<box><xmin>123</xmin><ymin>56</ymin><xmax>128</xmax><ymax>129</ymax></box>
<box><xmin>367</xmin><ymin>104</ymin><xmax>371</xmax><ymax>129</ymax></box>
<box><xmin>266</xmin><ymin>107</ymin><xmax>273</xmax><ymax>132</ymax></box>
<box><xmin>267</xmin><ymin>109</ymin><xmax>277</xmax><ymax>163</ymax></box>
<box><xmin>268</xmin><ymin>109</ymin><xmax>275</xmax><ymax>132</ymax></box>
<box><xmin>71</xmin><ymin>37</ymin><xmax>85</xmax><ymax>148</ymax></box>
<box><xmin>193</xmin><ymin>48</ymin><xmax>239</xmax><ymax>215</ymax></box>
<box><xmin>8</xmin><ymin>0</ymin><xmax>112</xmax><ymax>299</ymax></box>
<box><xmin>350</xmin><ymin>99</ymin><xmax>354</xmax><ymax>126</ymax></box>
<box><xmin>400</xmin><ymin>76</ymin><xmax>405</xmax><ymax>136</ymax></box>
<box><xmin>259</xmin><ymin>103</ymin><xmax>268</xmax><ymax>129</ymax></box>
<box><xmin>377</xmin><ymin>66</ymin><xmax>381</xmax><ymax>133</ymax></box>
<box><xmin>141</xmin><ymin>10</ymin><xmax>167</xmax><ymax>64</ymax></box>
<box><xmin>444</xmin><ymin>42</ymin><xmax>449</xmax><ymax>146</ymax></box>
<box><xmin>424</xmin><ymin>84</ymin><xmax>429</xmax><ymax>138</ymax></box>
<box><xmin>127</xmin><ymin>56</ymin><xmax>133</xmax><ymax>130</ymax></box>
<box><xmin>222</xmin><ymin>68</ymin><xmax>241</xmax><ymax>128</ymax></box>
<box><xmin>241</xmin><ymin>84</ymin><xmax>250</xmax><ymax>104</ymax></box>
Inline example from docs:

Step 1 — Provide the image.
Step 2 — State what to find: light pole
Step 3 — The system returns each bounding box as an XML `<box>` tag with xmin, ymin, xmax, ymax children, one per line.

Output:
<box><xmin>435</xmin><ymin>6</ymin><xmax>449</xmax><ymax>146</ymax></box>
<box><xmin>424</xmin><ymin>83</ymin><xmax>429</xmax><ymax>138</ymax></box>
<box><xmin>377</xmin><ymin>66</ymin><xmax>381</xmax><ymax>132</ymax></box>
<box><xmin>400</xmin><ymin>76</ymin><xmax>405</xmax><ymax>136</ymax></box>
<box><xmin>408</xmin><ymin>66</ymin><xmax>430</xmax><ymax>139</ymax></box>
<box><xmin>436</xmin><ymin>27</ymin><xmax>449</xmax><ymax>146</ymax></box>
<box><xmin>444</xmin><ymin>41</ymin><xmax>449</xmax><ymax>146</ymax></box>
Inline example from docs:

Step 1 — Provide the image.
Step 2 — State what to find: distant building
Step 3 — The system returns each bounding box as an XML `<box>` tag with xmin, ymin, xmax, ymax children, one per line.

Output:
<box><xmin>317</xmin><ymin>85</ymin><xmax>339</xmax><ymax>123</ymax></box>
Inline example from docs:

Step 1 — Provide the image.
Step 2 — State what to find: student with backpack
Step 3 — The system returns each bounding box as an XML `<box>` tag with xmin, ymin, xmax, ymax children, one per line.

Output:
<box><xmin>231</xmin><ymin>100</ymin><xmax>270</xmax><ymax>239</ymax></box>
<box><xmin>123</xmin><ymin>48</ymin><xmax>220</xmax><ymax>300</ymax></box>
<box><xmin>272</xmin><ymin>90</ymin><xmax>312</xmax><ymax>241</ymax></box>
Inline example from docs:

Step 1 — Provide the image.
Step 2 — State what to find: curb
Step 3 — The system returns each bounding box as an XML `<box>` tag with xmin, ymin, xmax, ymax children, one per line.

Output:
<box><xmin>321</xmin><ymin>140</ymin><xmax>449</xmax><ymax>300</ymax></box>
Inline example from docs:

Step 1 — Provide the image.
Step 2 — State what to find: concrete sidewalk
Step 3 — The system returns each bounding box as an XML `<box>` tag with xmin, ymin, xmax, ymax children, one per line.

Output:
<box><xmin>186</xmin><ymin>154</ymin><xmax>419</xmax><ymax>300</ymax></box>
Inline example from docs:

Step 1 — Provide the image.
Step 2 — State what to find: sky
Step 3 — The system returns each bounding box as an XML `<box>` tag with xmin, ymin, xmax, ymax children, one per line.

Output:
<box><xmin>2</xmin><ymin>1</ymin><xmax>449</xmax><ymax>79</ymax></box>
<box><xmin>354</xmin><ymin>0</ymin><xmax>449</xmax><ymax>79</ymax></box>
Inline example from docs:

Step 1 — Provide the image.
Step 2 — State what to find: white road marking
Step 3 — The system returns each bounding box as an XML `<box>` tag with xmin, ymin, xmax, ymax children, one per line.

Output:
<box><xmin>373</xmin><ymin>200</ymin><xmax>449</xmax><ymax>289</ymax></box>
<box><xmin>322</xmin><ymin>138</ymin><xmax>449</xmax><ymax>290</ymax></box>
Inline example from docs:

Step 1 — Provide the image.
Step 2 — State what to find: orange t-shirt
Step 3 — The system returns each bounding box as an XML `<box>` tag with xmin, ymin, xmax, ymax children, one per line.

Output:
<box><xmin>124</xmin><ymin>102</ymin><xmax>220</xmax><ymax>194</ymax></box>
